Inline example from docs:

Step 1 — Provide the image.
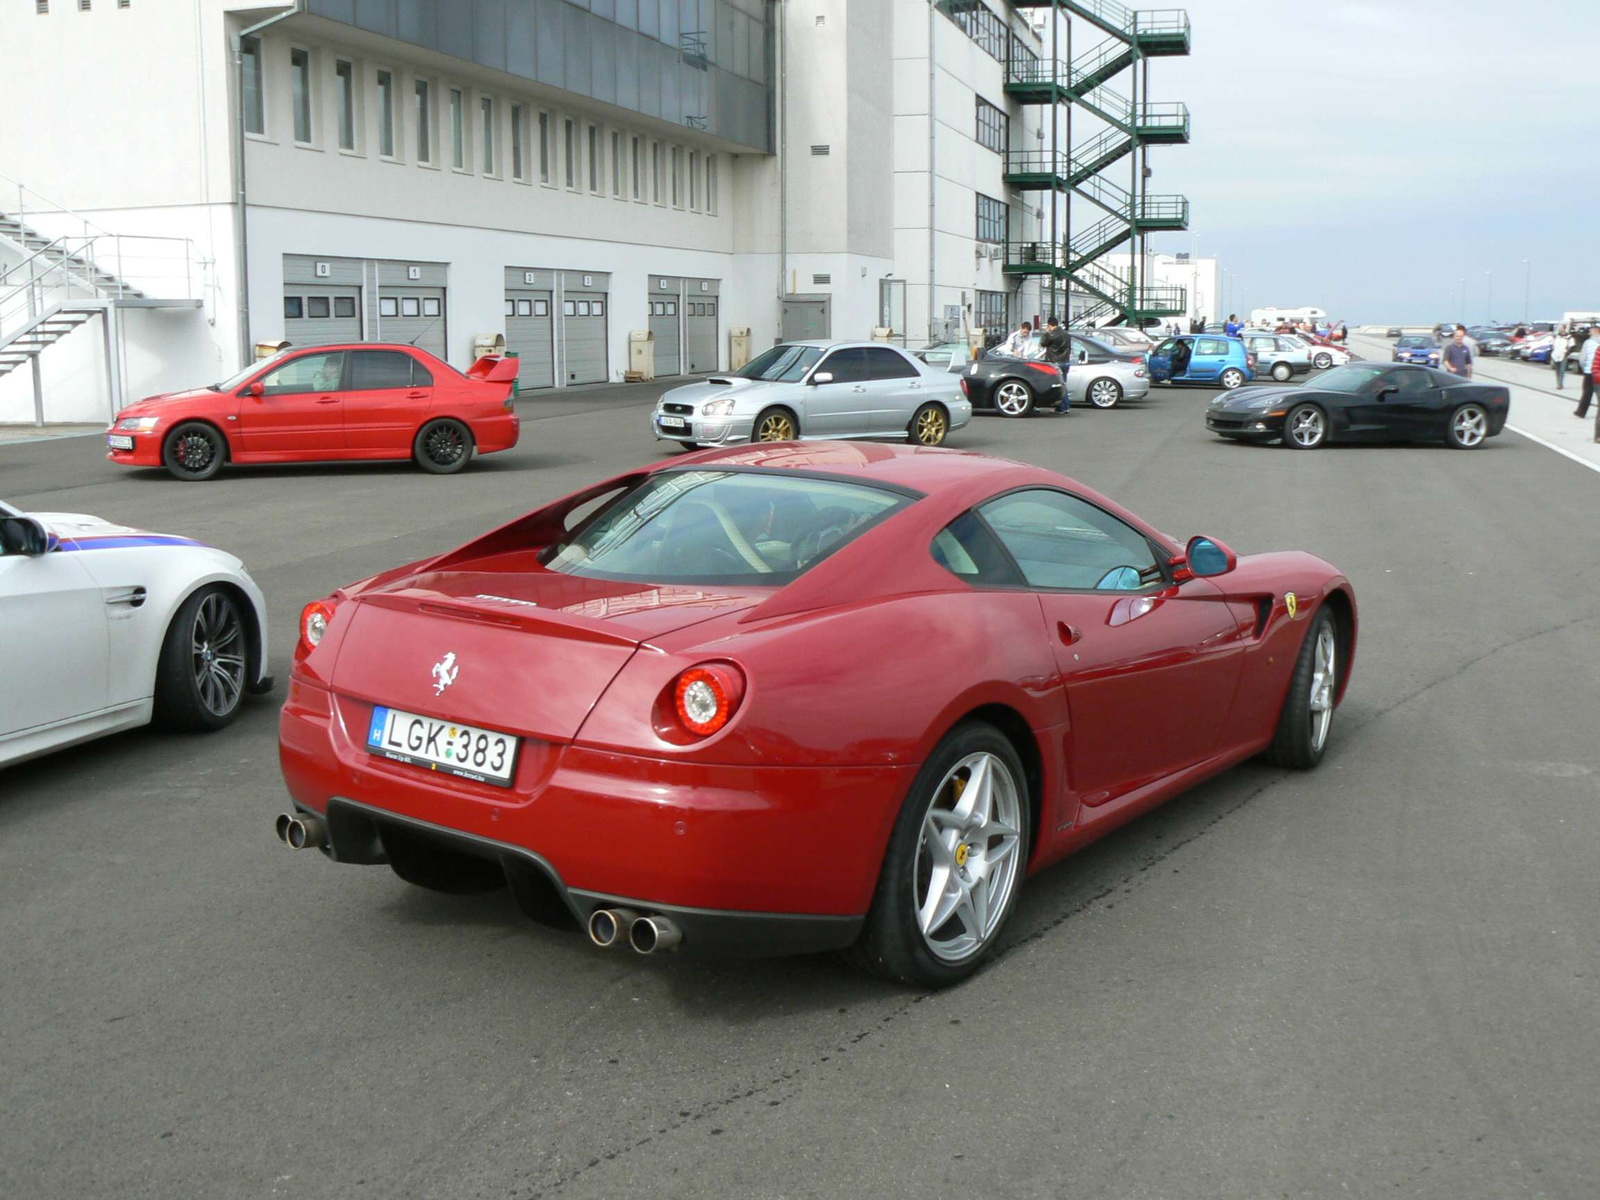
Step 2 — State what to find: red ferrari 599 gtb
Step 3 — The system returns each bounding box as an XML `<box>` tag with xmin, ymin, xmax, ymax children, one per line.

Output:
<box><xmin>276</xmin><ymin>443</ymin><xmax>1356</xmax><ymax>986</ymax></box>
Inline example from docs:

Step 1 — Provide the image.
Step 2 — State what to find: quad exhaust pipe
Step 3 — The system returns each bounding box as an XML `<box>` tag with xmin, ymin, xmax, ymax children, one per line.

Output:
<box><xmin>587</xmin><ymin>907</ymin><xmax>684</xmax><ymax>954</ymax></box>
<box><xmin>274</xmin><ymin>812</ymin><xmax>326</xmax><ymax>851</ymax></box>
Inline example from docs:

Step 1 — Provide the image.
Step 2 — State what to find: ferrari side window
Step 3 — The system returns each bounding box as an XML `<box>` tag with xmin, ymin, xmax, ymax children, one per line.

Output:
<box><xmin>979</xmin><ymin>489</ymin><xmax>1158</xmax><ymax>592</ymax></box>
<box><xmin>930</xmin><ymin>511</ymin><xmax>1020</xmax><ymax>586</ymax></box>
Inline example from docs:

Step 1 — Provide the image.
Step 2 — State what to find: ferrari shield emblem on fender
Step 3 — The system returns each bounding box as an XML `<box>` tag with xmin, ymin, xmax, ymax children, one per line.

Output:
<box><xmin>1285</xmin><ymin>592</ymin><xmax>1299</xmax><ymax>620</ymax></box>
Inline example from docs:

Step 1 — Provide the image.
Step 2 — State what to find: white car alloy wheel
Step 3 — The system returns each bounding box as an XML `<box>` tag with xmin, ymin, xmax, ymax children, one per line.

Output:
<box><xmin>1220</xmin><ymin>369</ymin><xmax>1245</xmax><ymax>389</ymax></box>
<box><xmin>1088</xmin><ymin>378</ymin><xmax>1122</xmax><ymax>409</ymax></box>
<box><xmin>994</xmin><ymin>380</ymin><xmax>1033</xmax><ymax>418</ymax></box>
<box><xmin>1449</xmin><ymin>404</ymin><xmax>1488</xmax><ymax>449</ymax></box>
<box><xmin>915</xmin><ymin>751</ymin><xmax>1024</xmax><ymax>964</ymax></box>
<box><xmin>1286</xmin><ymin>403</ymin><xmax>1326</xmax><ymax>448</ymax></box>
<box><xmin>1272</xmin><ymin>362</ymin><xmax>1293</xmax><ymax>382</ymax></box>
<box><xmin>1314</xmin><ymin>353</ymin><xmax>1333</xmax><ymax>370</ymax></box>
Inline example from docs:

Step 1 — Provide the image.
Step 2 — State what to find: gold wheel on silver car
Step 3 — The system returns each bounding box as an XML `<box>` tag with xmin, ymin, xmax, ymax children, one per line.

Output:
<box><xmin>911</xmin><ymin>403</ymin><xmax>949</xmax><ymax>446</ymax></box>
<box><xmin>755</xmin><ymin>409</ymin><xmax>797</xmax><ymax>442</ymax></box>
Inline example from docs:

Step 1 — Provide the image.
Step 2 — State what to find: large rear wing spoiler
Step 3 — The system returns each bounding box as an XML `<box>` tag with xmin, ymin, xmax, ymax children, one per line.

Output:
<box><xmin>466</xmin><ymin>355</ymin><xmax>521</xmax><ymax>385</ymax></box>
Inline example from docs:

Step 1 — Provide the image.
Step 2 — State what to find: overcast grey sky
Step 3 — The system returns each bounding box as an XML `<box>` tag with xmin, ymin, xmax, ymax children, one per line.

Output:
<box><xmin>1135</xmin><ymin>0</ymin><xmax>1598</xmax><ymax>324</ymax></box>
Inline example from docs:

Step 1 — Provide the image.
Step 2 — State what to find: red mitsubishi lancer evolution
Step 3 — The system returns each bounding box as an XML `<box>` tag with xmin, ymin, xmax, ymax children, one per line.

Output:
<box><xmin>106</xmin><ymin>344</ymin><xmax>520</xmax><ymax>480</ymax></box>
<box><xmin>276</xmin><ymin>443</ymin><xmax>1356</xmax><ymax>987</ymax></box>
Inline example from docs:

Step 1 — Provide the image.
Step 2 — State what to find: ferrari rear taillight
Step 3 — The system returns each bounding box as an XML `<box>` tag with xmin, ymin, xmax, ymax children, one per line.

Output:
<box><xmin>671</xmin><ymin>664</ymin><xmax>745</xmax><ymax>737</ymax></box>
<box><xmin>300</xmin><ymin>599</ymin><xmax>338</xmax><ymax>653</ymax></box>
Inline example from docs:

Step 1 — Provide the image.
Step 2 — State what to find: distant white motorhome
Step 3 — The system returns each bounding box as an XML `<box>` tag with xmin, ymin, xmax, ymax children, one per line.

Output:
<box><xmin>1251</xmin><ymin>306</ymin><xmax>1328</xmax><ymax>326</ymax></box>
<box><xmin>1563</xmin><ymin>311</ymin><xmax>1600</xmax><ymax>329</ymax></box>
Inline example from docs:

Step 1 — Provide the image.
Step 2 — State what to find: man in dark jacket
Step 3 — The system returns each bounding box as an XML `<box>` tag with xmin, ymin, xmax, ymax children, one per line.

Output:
<box><xmin>1040</xmin><ymin>316</ymin><xmax>1072</xmax><ymax>413</ymax></box>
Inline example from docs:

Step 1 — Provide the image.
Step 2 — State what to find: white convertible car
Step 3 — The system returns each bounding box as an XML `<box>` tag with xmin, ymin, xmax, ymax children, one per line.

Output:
<box><xmin>0</xmin><ymin>500</ymin><xmax>271</xmax><ymax>767</ymax></box>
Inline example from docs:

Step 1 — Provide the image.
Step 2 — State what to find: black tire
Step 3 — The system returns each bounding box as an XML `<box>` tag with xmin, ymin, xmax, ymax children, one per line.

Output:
<box><xmin>1086</xmin><ymin>377</ymin><xmax>1123</xmax><ymax>409</ymax></box>
<box><xmin>153</xmin><ymin>585</ymin><xmax>249</xmax><ymax>731</ymax></box>
<box><xmin>1284</xmin><ymin>402</ymin><xmax>1328</xmax><ymax>449</ymax></box>
<box><xmin>414</xmin><ymin>418</ymin><xmax>474</xmax><ymax>474</ymax></box>
<box><xmin>162</xmin><ymin>421</ymin><xmax>227</xmax><ymax>481</ymax></box>
<box><xmin>753</xmin><ymin>407</ymin><xmax>799</xmax><ymax>442</ymax></box>
<box><xmin>991</xmin><ymin>378</ymin><xmax>1035</xmax><ymax>418</ymax></box>
<box><xmin>908</xmin><ymin>401</ymin><xmax>950</xmax><ymax>446</ymax></box>
<box><xmin>1313</xmin><ymin>353</ymin><xmax>1333</xmax><ymax>370</ymax></box>
<box><xmin>1271</xmin><ymin>362</ymin><xmax>1294</xmax><ymax>382</ymax></box>
<box><xmin>1263</xmin><ymin>607</ymin><xmax>1339</xmax><ymax>770</ymax></box>
<box><xmin>1220</xmin><ymin>368</ymin><xmax>1246</xmax><ymax>390</ymax></box>
<box><xmin>1445</xmin><ymin>403</ymin><xmax>1489</xmax><ymax>449</ymax></box>
<box><xmin>846</xmin><ymin>722</ymin><xmax>1031</xmax><ymax>988</ymax></box>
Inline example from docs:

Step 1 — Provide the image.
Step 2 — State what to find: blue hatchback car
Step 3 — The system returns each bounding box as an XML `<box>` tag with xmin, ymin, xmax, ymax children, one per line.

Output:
<box><xmin>1148</xmin><ymin>335</ymin><xmax>1257</xmax><ymax>390</ymax></box>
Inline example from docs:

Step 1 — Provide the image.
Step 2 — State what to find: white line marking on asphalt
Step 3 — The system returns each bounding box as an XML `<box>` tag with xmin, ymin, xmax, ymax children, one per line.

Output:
<box><xmin>1504</xmin><ymin>425</ymin><xmax>1600</xmax><ymax>477</ymax></box>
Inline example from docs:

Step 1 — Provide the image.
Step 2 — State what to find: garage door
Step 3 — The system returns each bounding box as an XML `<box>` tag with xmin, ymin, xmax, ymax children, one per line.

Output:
<box><xmin>684</xmin><ymin>281</ymin><xmax>719</xmax><ymax>373</ymax></box>
<box><xmin>375</xmin><ymin>261</ymin><xmax>447</xmax><ymax>360</ymax></box>
<box><xmin>648</xmin><ymin>275</ymin><xmax>682</xmax><ymax>377</ymax></box>
<box><xmin>284</xmin><ymin>284</ymin><xmax>362</xmax><ymax>348</ymax></box>
<box><xmin>504</xmin><ymin>267</ymin><xmax>555</xmax><ymax>391</ymax></box>
<box><xmin>561</xmin><ymin>271</ymin><xmax>609</xmax><ymax>385</ymax></box>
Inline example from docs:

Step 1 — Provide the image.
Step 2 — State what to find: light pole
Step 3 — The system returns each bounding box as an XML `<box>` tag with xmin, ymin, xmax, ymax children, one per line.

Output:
<box><xmin>1486</xmin><ymin>269</ymin><xmax>1493</xmax><ymax>324</ymax></box>
<box><xmin>1458</xmin><ymin>277</ymin><xmax>1465</xmax><ymax>318</ymax></box>
<box><xmin>1522</xmin><ymin>259</ymin><xmax>1530</xmax><ymax>323</ymax></box>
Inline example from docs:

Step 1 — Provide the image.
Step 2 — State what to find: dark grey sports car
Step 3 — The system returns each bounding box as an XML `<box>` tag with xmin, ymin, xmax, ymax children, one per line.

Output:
<box><xmin>1205</xmin><ymin>363</ymin><xmax>1511</xmax><ymax>449</ymax></box>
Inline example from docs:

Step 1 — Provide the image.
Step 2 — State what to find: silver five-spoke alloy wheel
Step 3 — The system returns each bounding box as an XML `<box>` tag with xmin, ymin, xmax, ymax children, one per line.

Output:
<box><xmin>915</xmin><ymin>751</ymin><xmax>1024</xmax><ymax>963</ymax></box>
<box><xmin>1289</xmin><ymin>405</ymin><xmax>1326</xmax><ymax>447</ymax></box>
<box><xmin>1452</xmin><ymin>405</ymin><xmax>1487</xmax><ymax>448</ymax></box>
<box><xmin>1309</xmin><ymin>622</ymin><xmax>1337</xmax><ymax>753</ymax></box>
<box><xmin>995</xmin><ymin>381</ymin><xmax>1032</xmax><ymax>417</ymax></box>
<box><xmin>191</xmin><ymin>592</ymin><xmax>245</xmax><ymax>717</ymax></box>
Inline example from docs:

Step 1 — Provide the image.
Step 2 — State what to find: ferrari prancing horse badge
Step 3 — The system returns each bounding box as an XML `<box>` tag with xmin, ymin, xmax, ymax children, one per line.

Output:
<box><xmin>1285</xmin><ymin>592</ymin><xmax>1299</xmax><ymax>620</ymax></box>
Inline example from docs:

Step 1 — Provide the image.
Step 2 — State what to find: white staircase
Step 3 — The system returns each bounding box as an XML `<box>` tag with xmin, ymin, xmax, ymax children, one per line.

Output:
<box><xmin>0</xmin><ymin>174</ymin><xmax>204</xmax><ymax>425</ymax></box>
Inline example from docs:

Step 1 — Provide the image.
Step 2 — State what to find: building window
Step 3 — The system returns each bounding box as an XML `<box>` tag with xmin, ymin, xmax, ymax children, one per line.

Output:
<box><xmin>511</xmin><ymin>105</ymin><xmax>526</xmax><ymax>179</ymax></box>
<box><xmin>588</xmin><ymin>124</ymin><xmax>599</xmax><ymax>192</ymax></box>
<box><xmin>976</xmin><ymin>193</ymin><xmax>1007</xmax><ymax>243</ymax></box>
<box><xmin>611</xmin><ymin>131</ymin><xmax>623</xmax><ymax>196</ymax></box>
<box><xmin>689</xmin><ymin>150</ymin><xmax>699</xmax><ymax>210</ymax></box>
<box><xmin>290</xmin><ymin>47</ymin><xmax>312</xmax><ymax>143</ymax></box>
<box><xmin>671</xmin><ymin>146</ymin><xmax>682</xmax><ymax>207</ymax></box>
<box><xmin>707</xmin><ymin>154</ymin><xmax>717</xmax><ymax>214</ymax></box>
<box><xmin>537</xmin><ymin>111</ymin><xmax>550</xmax><ymax>183</ymax></box>
<box><xmin>480</xmin><ymin>95</ymin><xmax>495</xmax><ymax>174</ymax></box>
<box><xmin>415</xmin><ymin>79</ymin><xmax>432</xmax><ymax>163</ymax></box>
<box><xmin>449</xmin><ymin>88</ymin><xmax>465</xmax><ymax>168</ymax></box>
<box><xmin>651</xmin><ymin>142</ymin><xmax>661</xmax><ymax>203</ymax></box>
<box><xmin>951</xmin><ymin>1</ymin><xmax>1006</xmax><ymax>62</ymax></box>
<box><xmin>240</xmin><ymin>36</ymin><xmax>264</xmax><ymax>135</ymax></box>
<box><xmin>975</xmin><ymin>97</ymin><xmax>1007</xmax><ymax>155</ymax></box>
<box><xmin>1010</xmin><ymin>34</ymin><xmax>1039</xmax><ymax>73</ymax></box>
<box><xmin>976</xmin><ymin>289</ymin><xmax>1007</xmax><ymax>332</ymax></box>
<box><xmin>335</xmin><ymin>59</ymin><xmax>355</xmax><ymax>150</ymax></box>
<box><xmin>564</xmin><ymin>118</ymin><xmax>576</xmax><ymax>188</ymax></box>
<box><xmin>376</xmin><ymin>70</ymin><xmax>394</xmax><ymax>157</ymax></box>
<box><xmin>284</xmin><ymin>296</ymin><xmax>303</xmax><ymax>319</ymax></box>
<box><xmin>632</xmin><ymin>136</ymin><xmax>642</xmax><ymax>200</ymax></box>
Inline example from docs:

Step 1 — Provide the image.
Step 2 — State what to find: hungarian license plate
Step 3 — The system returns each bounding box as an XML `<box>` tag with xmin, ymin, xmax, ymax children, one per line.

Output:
<box><xmin>658</xmin><ymin>414</ymin><xmax>687</xmax><ymax>430</ymax></box>
<box><xmin>365</xmin><ymin>705</ymin><xmax>519</xmax><ymax>788</ymax></box>
<box><xmin>107</xmin><ymin>435</ymin><xmax>134</xmax><ymax>450</ymax></box>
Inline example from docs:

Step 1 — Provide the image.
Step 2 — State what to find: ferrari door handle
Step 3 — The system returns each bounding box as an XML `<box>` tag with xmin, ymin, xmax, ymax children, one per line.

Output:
<box><xmin>1057</xmin><ymin>621</ymin><xmax>1081</xmax><ymax>645</ymax></box>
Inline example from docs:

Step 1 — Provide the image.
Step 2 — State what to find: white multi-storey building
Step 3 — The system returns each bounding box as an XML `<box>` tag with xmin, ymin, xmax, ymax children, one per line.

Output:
<box><xmin>0</xmin><ymin>0</ymin><xmax>1072</xmax><ymax>424</ymax></box>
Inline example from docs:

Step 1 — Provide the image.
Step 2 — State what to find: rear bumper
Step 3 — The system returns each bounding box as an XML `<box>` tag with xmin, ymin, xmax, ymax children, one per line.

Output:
<box><xmin>278</xmin><ymin>677</ymin><xmax>908</xmax><ymax>938</ymax></box>
<box><xmin>472</xmin><ymin>411</ymin><xmax>520</xmax><ymax>454</ymax></box>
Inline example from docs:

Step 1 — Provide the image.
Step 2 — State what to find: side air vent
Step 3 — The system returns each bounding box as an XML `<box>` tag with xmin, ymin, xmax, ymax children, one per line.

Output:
<box><xmin>810</xmin><ymin>144</ymin><xmax>830</xmax><ymax>156</ymax></box>
<box><xmin>812</xmin><ymin>273</ymin><xmax>831</xmax><ymax>286</ymax></box>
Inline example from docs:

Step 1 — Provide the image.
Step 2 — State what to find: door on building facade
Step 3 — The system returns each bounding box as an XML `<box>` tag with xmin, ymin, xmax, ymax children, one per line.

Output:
<box><xmin>561</xmin><ymin>274</ymin><xmax>609</xmax><ymax>385</ymax></box>
<box><xmin>504</xmin><ymin>268</ymin><xmax>555</xmax><ymax>391</ymax></box>
<box><xmin>649</xmin><ymin>291</ymin><xmax>681</xmax><ymax>377</ymax></box>
<box><xmin>377</xmin><ymin>287</ymin><xmax>447</xmax><ymax>359</ymax></box>
<box><xmin>782</xmin><ymin>298</ymin><xmax>830</xmax><ymax>342</ymax></box>
<box><xmin>283</xmin><ymin>286</ymin><xmax>362</xmax><ymax>348</ymax></box>
<box><xmin>684</xmin><ymin>296</ymin><xmax>718</xmax><ymax>373</ymax></box>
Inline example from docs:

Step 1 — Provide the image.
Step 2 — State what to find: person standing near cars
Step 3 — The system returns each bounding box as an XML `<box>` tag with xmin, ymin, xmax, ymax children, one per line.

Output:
<box><xmin>1224</xmin><ymin>313</ymin><xmax>1242</xmax><ymax>337</ymax></box>
<box><xmin>1040</xmin><ymin>316</ymin><xmax>1072</xmax><ymax>414</ymax></box>
<box><xmin>1551</xmin><ymin>326</ymin><xmax>1572</xmax><ymax>390</ymax></box>
<box><xmin>996</xmin><ymin>320</ymin><xmax>1039</xmax><ymax>359</ymax></box>
<box><xmin>1442</xmin><ymin>325</ymin><xmax>1475</xmax><ymax>379</ymax></box>
<box><xmin>1577</xmin><ymin>325</ymin><xmax>1600</xmax><ymax>419</ymax></box>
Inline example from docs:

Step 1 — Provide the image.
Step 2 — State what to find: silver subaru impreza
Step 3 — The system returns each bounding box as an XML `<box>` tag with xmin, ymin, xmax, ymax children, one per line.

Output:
<box><xmin>650</xmin><ymin>340</ymin><xmax>972</xmax><ymax>449</ymax></box>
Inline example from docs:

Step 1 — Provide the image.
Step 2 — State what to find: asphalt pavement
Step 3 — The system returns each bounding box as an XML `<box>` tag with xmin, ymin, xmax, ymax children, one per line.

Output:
<box><xmin>3</xmin><ymin>373</ymin><xmax>1597</xmax><ymax>1199</ymax></box>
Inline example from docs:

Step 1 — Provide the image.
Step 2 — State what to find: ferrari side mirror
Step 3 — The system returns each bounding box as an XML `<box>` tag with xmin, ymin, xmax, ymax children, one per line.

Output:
<box><xmin>1185</xmin><ymin>536</ymin><xmax>1236</xmax><ymax>578</ymax></box>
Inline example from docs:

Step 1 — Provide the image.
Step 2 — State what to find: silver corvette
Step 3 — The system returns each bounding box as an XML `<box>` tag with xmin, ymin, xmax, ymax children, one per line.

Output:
<box><xmin>650</xmin><ymin>340</ymin><xmax>972</xmax><ymax>448</ymax></box>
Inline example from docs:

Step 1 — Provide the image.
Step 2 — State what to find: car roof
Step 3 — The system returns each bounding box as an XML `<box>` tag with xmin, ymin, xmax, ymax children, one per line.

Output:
<box><xmin>779</xmin><ymin>340</ymin><xmax>907</xmax><ymax>351</ymax></box>
<box><xmin>674</xmin><ymin>441</ymin><xmax>1056</xmax><ymax>494</ymax></box>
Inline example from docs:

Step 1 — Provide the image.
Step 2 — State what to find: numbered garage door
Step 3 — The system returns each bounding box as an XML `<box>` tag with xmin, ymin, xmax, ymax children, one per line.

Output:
<box><xmin>648</xmin><ymin>276</ymin><xmax>681</xmax><ymax>376</ymax></box>
<box><xmin>561</xmin><ymin>270</ymin><xmax>609</xmax><ymax>385</ymax></box>
<box><xmin>283</xmin><ymin>285</ymin><xmax>362</xmax><ymax>348</ymax></box>
<box><xmin>504</xmin><ymin>267</ymin><xmax>555</xmax><ymax>391</ymax></box>
<box><xmin>375</xmin><ymin>261</ymin><xmax>447</xmax><ymax>360</ymax></box>
<box><xmin>684</xmin><ymin>282</ymin><xmax>719</xmax><ymax>373</ymax></box>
